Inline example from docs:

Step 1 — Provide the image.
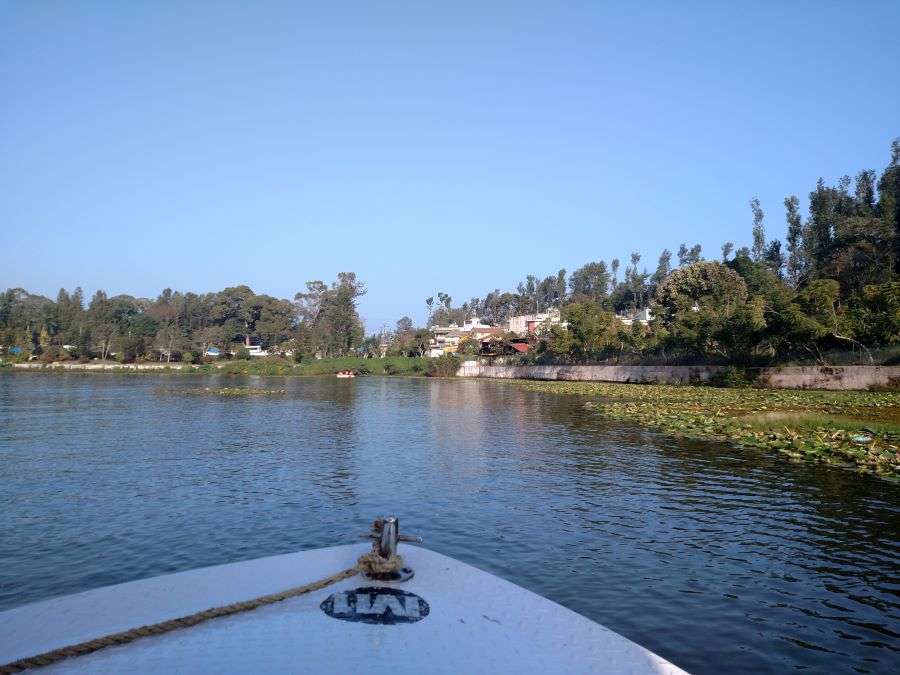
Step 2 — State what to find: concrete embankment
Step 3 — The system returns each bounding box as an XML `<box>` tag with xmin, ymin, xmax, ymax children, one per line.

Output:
<box><xmin>457</xmin><ymin>363</ymin><xmax>900</xmax><ymax>391</ymax></box>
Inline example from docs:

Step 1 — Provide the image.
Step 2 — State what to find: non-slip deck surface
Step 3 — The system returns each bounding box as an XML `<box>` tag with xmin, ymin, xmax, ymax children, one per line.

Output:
<box><xmin>0</xmin><ymin>544</ymin><xmax>687</xmax><ymax>674</ymax></box>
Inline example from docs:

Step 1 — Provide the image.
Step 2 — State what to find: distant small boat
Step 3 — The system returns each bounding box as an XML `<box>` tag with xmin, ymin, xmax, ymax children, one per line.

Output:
<box><xmin>335</xmin><ymin>370</ymin><xmax>356</xmax><ymax>378</ymax></box>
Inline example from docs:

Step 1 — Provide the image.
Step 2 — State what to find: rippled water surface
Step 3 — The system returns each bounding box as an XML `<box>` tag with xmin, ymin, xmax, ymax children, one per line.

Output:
<box><xmin>1</xmin><ymin>374</ymin><xmax>898</xmax><ymax>673</ymax></box>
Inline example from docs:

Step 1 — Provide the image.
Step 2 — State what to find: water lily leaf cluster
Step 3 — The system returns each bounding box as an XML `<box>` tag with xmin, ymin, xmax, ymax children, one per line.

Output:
<box><xmin>172</xmin><ymin>387</ymin><xmax>288</xmax><ymax>397</ymax></box>
<box><xmin>520</xmin><ymin>381</ymin><xmax>900</xmax><ymax>478</ymax></box>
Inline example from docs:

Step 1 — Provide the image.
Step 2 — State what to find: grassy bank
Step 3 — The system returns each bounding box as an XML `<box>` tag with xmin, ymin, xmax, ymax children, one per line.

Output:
<box><xmin>515</xmin><ymin>380</ymin><xmax>900</xmax><ymax>478</ymax></box>
<box><xmin>5</xmin><ymin>356</ymin><xmax>429</xmax><ymax>377</ymax></box>
<box><xmin>205</xmin><ymin>356</ymin><xmax>427</xmax><ymax>377</ymax></box>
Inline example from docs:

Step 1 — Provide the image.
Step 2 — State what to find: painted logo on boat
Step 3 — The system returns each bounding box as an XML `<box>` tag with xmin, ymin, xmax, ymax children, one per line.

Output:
<box><xmin>320</xmin><ymin>587</ymin><xmax>429</xmax><ymax>624</ymax></box>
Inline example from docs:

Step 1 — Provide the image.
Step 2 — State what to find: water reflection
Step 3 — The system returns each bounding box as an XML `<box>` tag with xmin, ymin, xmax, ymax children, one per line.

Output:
<box><xmin>0</xmin><ymin>373</ymin><xmax>897</xmax><ymax>674</ymax></box>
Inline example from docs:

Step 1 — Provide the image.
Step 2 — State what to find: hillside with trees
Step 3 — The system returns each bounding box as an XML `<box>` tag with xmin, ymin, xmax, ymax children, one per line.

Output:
<box><xmin>4</xmin><ymin>141</ymin><xmax>899</xmax><ymax>368</ymax></box>
<box><xmin>416</xmin><ymin>139</ymin><xmax>900</xmax><ymax>365</ymax></box>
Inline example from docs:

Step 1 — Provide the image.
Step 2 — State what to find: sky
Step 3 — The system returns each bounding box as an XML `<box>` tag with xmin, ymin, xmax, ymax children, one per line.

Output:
<box><xmin>2</xmin><ymin>1</ymin><xmax>899</xmax><ymax>331</ymax></box>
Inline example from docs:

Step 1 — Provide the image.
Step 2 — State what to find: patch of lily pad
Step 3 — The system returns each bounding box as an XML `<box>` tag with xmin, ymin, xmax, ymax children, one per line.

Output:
<box><xmin>177</xmin><ymin>387</ymin><xmax>287</xmax><ymax>397</ymax></box>
<box><xmin>517</xmin><ymin>381</ymin><xmax>900</xmax><ymax>478</ymax></box>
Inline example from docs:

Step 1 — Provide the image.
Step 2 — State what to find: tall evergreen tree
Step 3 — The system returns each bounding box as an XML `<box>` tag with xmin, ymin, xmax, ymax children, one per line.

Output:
<box><xmin>750</xmin><ymin>197</ymin><xmax>766</xmax><ymax>262</ymax></box>
<box><xmin>653</xmin><ymin>249</ymin><xmax>672</xmax><ymax>284</ymax></box>
<box><xmin>784</xmin><ymin>195</ymin><xmax>805</xmax><ymax>287</ymax></box>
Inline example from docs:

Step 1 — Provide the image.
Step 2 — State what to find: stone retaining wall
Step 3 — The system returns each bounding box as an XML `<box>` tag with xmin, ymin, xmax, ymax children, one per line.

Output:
<box><xmin>457</xmin><ymin>364</ymin><xmax>725</xmax><ymax>384</ymax></box>
<box><xmin>457</xmin><ymin>363</ymin><xmax>900</xmax><ymax>390</ymax></box>
<box><xmin>753</xmin><ymin>365</ymin><xmax>900</xmax><ymax>390</ymax></box>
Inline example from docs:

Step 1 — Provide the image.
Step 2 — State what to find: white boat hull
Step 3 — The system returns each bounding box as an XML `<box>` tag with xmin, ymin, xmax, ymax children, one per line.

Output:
<box><xmin>0</xmin><ymin>544</ymin><xmax>687</xmax><ymax>674</ymax></box>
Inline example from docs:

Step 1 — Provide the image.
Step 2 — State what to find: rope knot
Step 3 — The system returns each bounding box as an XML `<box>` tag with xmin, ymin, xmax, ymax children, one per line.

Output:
<box><xmin>357</xmin><ymin>551</ymin><xmax>404</xmax><ymax>576</ymax></box>
<box><xmin>357</xmin><ymin>517</ymin><xmax>404</xmax><ymax>576</ymax></box>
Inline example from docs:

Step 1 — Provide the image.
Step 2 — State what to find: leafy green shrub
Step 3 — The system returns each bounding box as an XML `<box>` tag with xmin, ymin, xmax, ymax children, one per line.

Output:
<box><xmin>38</xmin><ymin>348</ymin><xmax>58</xmax><ymax>364</ymax></box>
<box><xmin>411</xmin><ymin>362</ymin><xmax>423</xmax><ymax>373</ymax></box>
<box><xmin>355</xmin><ymin>365</ymin><xmax>372</xmax><ymax>376</ymax></box>
<box><xmin>234</xmin><ymin>347</ymin><xmax>251</xmax><ymax>360</ymax></box>
<box><xmin>710</xmin><ymin>366</ymin><xmax>753</xmax><ymax>388</ymax></box>
<box><xmin>383</xmin><ymin>363</ymin><xmax>399</xmax><ymax>375</ymax></box>
<box><xmin>426</xmin><ymin>354</ymin><xmax>460</xmax><ymax>377</ymax></box>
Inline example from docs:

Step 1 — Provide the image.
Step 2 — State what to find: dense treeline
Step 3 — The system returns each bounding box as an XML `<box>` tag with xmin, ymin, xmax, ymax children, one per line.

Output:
<box><xmin>0</xmin><ymin>274</ymin><xmax>366</xmax><ymax>363</ymax></box>
<box><xmin>4</xmin><ymin>141</ymin><xmax>899</xmax><ymax>367</ymax></box>
<box><xmin>423</xmin><ymin>140</ymin><xmax>900</xmax><ymax>365</ymax></box>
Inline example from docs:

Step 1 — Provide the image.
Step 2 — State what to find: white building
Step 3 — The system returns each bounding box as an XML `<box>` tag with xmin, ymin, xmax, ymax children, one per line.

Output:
<box><xmin>427</xmin><ymin>317</ymin><xmax>502</xmax><ymax>357</ymax></box>
<box><xmin>617</xmin><ymin>308</ymin><xmax>653</xmax><ymax>327</ymax></box>
<box><xmin>506</xmin><ymin>309</ymin><xmax>565</xmax><ymax>336</ymax></box>
<box><xmin>229</xmin><ymin>345</ymin><xmax>270</xmax><ymax>357</ymax></box>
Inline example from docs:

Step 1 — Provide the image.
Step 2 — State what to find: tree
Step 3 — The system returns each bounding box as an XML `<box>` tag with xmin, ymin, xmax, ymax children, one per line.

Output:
<box><xmin>317</xmin><ymin>273</ymin><xmax>366</xmax><ymax>356</ymax></box>
<box><xmin>677</xmin><ymin>243</ymin><xmax>702</xmax><ymax>266</ymax></box>
<box><xmin>486</xmin><ymin>290</ymin><xmax>519</xmax><ymax>324</ymax></box>
<box><xmin>296</xmin><ymin>281</ymin><xmax>328</xmax><ymax>322</ymax></box>
<box><xmin>211</xmin><ymin>285</ymin><xmax>257</xmax><ymax>346</ymax></box>
<box><xmin>784</xmin><ymin>195</ymin><xmax>805</xmax><ymax>287</ymax></box>
<box><xmin>516</xmin><ymin>274</ymin><xmax>539</xmax><ymax>313</ymax></box>
<box><xmin>750</xmin><ymin>197</ymin><xmax>766</xmax><ymax>262</ymax></box>
<box><xmin>653</xmin><ymin>249</ymin><xmax>672</xmax><ymax>285</ymax></box>
<box><xmin>412</xmin><ymin>329</ymin><xmax>431</xmax><ymax>357</ymax></box>
<box><xmin>395</xmin><ymin>316</ymin><xmax>414</xmax><ymax>335</ymax></box>
<box><xmin>623</xmin><ymin>252</ymin><xmax>649</xmax><ymax>311</ymax></box>
<box><xmin>850</xmin><ymin>282</ymin><xmax>900</xmax><ymax>348</ymax></box>
<box><xmin>55</xmin><ymin>287</ymin><xmax>85</xmax><ymax>346</ymax></box>
<box><xmin>534</xmin><ymin>270</ymin><xmax>566</xmax><ymax>311</ymax></box>
<box><xmin>555</xmin><ymin>269</ymin><xmax>567</xmax><ymax>306</ymax></box>
<box><xmin>788</xmin><ymin>279</ymin><xmax>872</xmax><ymax>362</ymax></box>
<box><xmin>763</xmin><ymin>239</ymin><xmax>785</xmax><ymax>277</ymax></box>
<box><xmin>876</xmin><ymin>139</ymin><xmax>900</xmax><ymax>274</ymax></box>
<box><xmin>805</xmin><ymin>177</ymin><xmax>845</xmax><ymax>279</ymax></box>
<box><xmin>253</xmin><ymin>295</ymin><xmax>295</xmax><ymax>348</ymax></box>
<box><xmin>553</xmin><ymin>301</ymin><xmax>618</xmax><ymax>361</ymax></box>
<box><xmin>92</xmin><ymin>323</ymin><xmax>115</xmax><ymax>361</ymax></box>
<box><xmin>569</xmin><ymin>261</ymin><xmax>610</xmax><ymax>304</ymax></box>
<box><xmin>388</xmin><ymin>316</ymin><xmax>419</xmax><ymax>356</ymax></box>
<box><xmin>196</xmin><ymin>325</ymin><xmax>225</xmax><ymax>358</ymax></box>
<box><xmin>721</xmin><ymin>242</ymin><xmax>734</xmax><ymax>262</ymax></box>
<box><xmin>544</xmin><ymin>323</ymin><xmax>575</xmax><ymax>359</ymax></box>
<box><xmin>655</xmin><ymin>261</ymin><xmax>750</xmax><ymax>359</ymax></box>
<box><xmin>87</xmin><ymin>290</ymin><xmax>117</xmax><ymax>360</ymax></box>
<box><xmin>154</xmin><ymin>324</ymin><xmax>183</xmax><ymax>362</ymax></box>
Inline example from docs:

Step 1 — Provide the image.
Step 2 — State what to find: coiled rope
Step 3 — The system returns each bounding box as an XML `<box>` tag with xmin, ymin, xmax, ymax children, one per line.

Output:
<box><xmin>0</xmin><ymin>545</ymin><xmax>405</xmax><ymax>674</ymax></box>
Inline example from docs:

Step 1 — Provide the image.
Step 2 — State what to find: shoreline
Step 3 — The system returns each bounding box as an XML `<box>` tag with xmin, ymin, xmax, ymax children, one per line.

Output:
<box><xmin>2</xmin><ymin>356</ymin><xmax>429</xmax><ymax>378</ymax></box>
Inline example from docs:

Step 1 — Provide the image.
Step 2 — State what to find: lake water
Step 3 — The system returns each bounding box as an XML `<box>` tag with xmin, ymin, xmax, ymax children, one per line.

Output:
<box><xmin>0</xmin><ymin>373</ymin><xmax>898</xmax><ymax>673</ymax></box>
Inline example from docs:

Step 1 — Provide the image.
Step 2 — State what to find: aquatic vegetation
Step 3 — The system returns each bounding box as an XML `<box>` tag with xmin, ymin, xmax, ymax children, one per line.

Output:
<box><xmin>176</xmin><ymin>387</ymin><xmax>287</xmax><ymax>397</ymax></box>
<box><xmin>518</xmin><ymin>381</ymin><xmax>900</xmax><ymax>478</ymax></box>
<box><xmin>201</xmin><ymin>356</ymin><xmax>427</xmax><ymax>377</ymax></box>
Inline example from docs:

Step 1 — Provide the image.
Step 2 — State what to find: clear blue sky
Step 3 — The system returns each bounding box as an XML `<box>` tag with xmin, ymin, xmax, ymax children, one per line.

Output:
<box><xmin>2</xmin><ymin>1</ymin><xmax>898</xmax><ymax>331</ymax></box>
